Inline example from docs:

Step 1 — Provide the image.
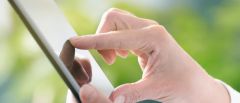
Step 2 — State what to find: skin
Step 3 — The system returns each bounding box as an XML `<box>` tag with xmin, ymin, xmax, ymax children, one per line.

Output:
<box><xmin>66</xmin><ymin>8</ymin><xmax>230</xmax><ymax>103</ymax></box>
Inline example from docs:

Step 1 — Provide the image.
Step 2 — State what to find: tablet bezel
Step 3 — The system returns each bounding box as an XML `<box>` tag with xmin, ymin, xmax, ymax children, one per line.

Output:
<box><xmin>9</xmin><ymin>0</ymin><xmax>82</xmax><ymax>102</ymax></box>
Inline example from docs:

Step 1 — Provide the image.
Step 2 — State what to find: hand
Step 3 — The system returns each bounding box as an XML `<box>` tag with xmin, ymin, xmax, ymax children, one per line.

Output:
<box><xmin>69</xmin><ymin>8</ymin><xmax>230</xmax><ymax>103</ymax></box>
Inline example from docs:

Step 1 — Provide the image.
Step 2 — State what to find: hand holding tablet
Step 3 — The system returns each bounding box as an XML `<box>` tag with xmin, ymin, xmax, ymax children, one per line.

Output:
<box><xmin>68</xmin><ymin>8</ymin><xmax>231</xmax><ymax>103</ymax></box>
<box><xmin>9</xmin><ymin>0</ymin><xmax>231</xmax><ymax>103</ymax></box>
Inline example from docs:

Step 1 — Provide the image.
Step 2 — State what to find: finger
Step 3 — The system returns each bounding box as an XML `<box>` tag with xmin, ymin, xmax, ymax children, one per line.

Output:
<box><xmin>98</xmin><ymin>8</ymin><xmax>156</xmax><ymax>32</ymax></box>
<box><xmin>70</xmin><ymin>30</ymin><xmax>146</xmax><ymax>52</ymax></box>
<box><xmin>105</xmin><ymin>8</ymin><xmax>134</xmax><ymax>16</ymax></box>
<box><xmin>80</xmin><ymin>84</ymin><xmax>112</xmax><ymax>103</ymax></box>
<box><xmin>96</xmin><ymin>9</ymin><xmax>118</xmax><ymax>65</ymax></box>
<box><xmin>96</xmin><ymin>19</ymin><xmax>116</xmax><ymax>65</ymax></box>
<box><xmin>138</xmin><ymin>53</ymin><xmax>148</xmax><ymax>70</ymax></box>
<box><xmin>96</xmin><ymin>8</ymin><xmax>153</xmax><ymax>63</ymax></box>
<box><xmin>110</xmin><ymin>79</ymin><xmax>156</xmax><ymax>103</ymax></box>
<box><xmin>98</xmin><ymin>49</ymin><xmax>116</xmax><ymax>65</ymax></box>
<box><xmin>96</xmin><ymin>8</ymin><xmax>133</xmax><ymax>33</ymax></box>
<box><xmin>116</xmin><ymin>49</ymin><xmax>129</xmax><ymax>58</ymax></box>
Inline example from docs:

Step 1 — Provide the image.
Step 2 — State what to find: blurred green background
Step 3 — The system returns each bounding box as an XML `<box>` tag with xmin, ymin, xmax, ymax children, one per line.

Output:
<box><xmin>0</xmin><ymin>0</ymin><xmax>240</xmax><ymax>103</ymax></box>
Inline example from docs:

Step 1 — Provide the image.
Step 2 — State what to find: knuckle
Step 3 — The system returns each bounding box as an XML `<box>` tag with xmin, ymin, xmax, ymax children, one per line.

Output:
<box><xmin>149</xmin><ymin>20</ymin><xmax>159</xmax><ymax>25</ymax></box>
<box><xmin>103</xmin><ymin>8</ymin><xmax>120</xmax><ymax>20</ymax></box>
<box><xmin>124</xmin><ymin>83</ymin><xmax>142</xmax><ymax>103</ymax></box>
<box><xmin>144</xmin><ymin>19</ymin><xmax>159</xmax><ymax>25</ymax></box>
<box><xmin>107</xmin><ymin>8</ymin><xmax>120</xmax><ymax>13</ymax></box>
<box><xmin>142</xmin><ymin>25</ymin><xmax>169</xmax><ymax>48</ymax></box>
<box><xmin>149</xmin><ymin>25</ymin><xmax>166</xmax><ymax>33</ymax></box>
<box><xmin>146</xmin><ymin>25</ymin><xmax>167</xmax><ymax>37</ymax></box>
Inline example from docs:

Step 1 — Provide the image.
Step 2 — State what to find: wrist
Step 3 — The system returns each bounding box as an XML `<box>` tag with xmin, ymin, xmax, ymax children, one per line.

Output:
<box><xmin>171</xmin><ymin>49</ymin><xmax>231</xmax><ymax>103</ymax></box>
<box><xmin>184</xmin><ymin>68</ymin><xmax>230</xmax><ymax>103</ymax></box>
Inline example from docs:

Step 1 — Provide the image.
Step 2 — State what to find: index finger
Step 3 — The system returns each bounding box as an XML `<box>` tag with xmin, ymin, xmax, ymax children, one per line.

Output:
<box><xmin>70</xmin><ymin>30</ymin><xmax>144</xmax><ymax>51</ymax></box>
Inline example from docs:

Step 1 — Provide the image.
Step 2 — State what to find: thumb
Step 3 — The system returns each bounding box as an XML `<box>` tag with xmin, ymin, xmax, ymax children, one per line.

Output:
<box><xmin>80</xmin><ymin>84</ymin><xmax>111</xmax><ymax>103</ymax></box>
<box><xmin>110</xmin><ymin>79</ymin><xmax>156</xmax><ymax>103</ymax></box>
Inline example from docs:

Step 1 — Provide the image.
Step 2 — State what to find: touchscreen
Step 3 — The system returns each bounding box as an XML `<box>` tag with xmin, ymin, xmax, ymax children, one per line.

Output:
<box><xmin>11</xmin><ymin>0</ymin><xmax>114</xmax><ymax>97</ymax></box>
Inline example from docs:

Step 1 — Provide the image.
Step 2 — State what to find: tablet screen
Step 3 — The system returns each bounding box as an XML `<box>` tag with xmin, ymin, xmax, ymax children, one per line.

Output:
<box><xmin>9</xmin><ymin>0</ymin><xmax>114</xmax><ymax>99</ymax></box>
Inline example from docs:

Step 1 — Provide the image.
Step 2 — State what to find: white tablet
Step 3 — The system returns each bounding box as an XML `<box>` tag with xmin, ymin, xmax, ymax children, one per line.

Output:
<box><xmin>9</xmin><ymin>0</ymin><xmax>114</xmax><ymax>102</ymax></box>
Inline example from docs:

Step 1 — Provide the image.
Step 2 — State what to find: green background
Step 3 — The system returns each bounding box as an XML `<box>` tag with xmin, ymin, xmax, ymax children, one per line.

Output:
<box><xmin>0</xmin><ymin>0</ymin><xmax>239</xmax><ymax>103</ymax></box>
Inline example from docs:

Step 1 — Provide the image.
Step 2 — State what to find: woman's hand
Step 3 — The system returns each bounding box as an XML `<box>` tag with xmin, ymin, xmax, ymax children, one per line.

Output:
<box><xmin>68</xmin><ymin>8</ymin><xmax>230</xmax><ymax>103</ymax></box>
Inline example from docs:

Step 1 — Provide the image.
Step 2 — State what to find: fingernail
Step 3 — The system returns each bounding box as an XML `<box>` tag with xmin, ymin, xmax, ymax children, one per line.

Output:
<box><xmin>114</xmin><ymin>95</ymin><xmax>125</xmax><ymax>103</ymax></box>
<box><xmin>120</xmin><ymin>54</ymin><xmax>128</xmax><ymax>59</ymax></box>
<box><xmin>104</xmin><ymin>54</ymin><xmax>115</xmax><ymax>65</ymax></box>
<box><xmin>108</xmin><ymin>57</ymin><xmax>115</xmax><ymax>65</ymax></box>
<box><xmin>102</xmin><ymin>55</ymin><xmax>112</xmax><ymax>65</ymax></box>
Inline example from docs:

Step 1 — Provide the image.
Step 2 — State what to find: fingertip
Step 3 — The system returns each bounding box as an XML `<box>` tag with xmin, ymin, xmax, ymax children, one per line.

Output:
<box><xmin>80</xmin><ymin>84</ymin><xmax>97</xmax><ymax>102</ymax></box>
<box><xmin>118</xmin><ymin>54</ymin><xmax>128</xmax><ymax>59</ymax></box>
<box><xmin>110</xmin><ymin>90</ymin><xmax>125</xmax><ymax>103</ymax></box>
<box><xmin>102</xmin><ymin>55</ymin><xmax>116</xmax><ymax>65</ymax></box>
<box><xmin>69</xmin><ymin>36</ymin><xmax>79</xmax><ymax>45</ymax></box>
<box><xmin>109</xmin><ymin>86</ymin><xmax>125</xmax><ymax>101</ymax></box>
<box><xmin>69</xmin><ymin>36</ymin><xmax>78</xmax><ymax>40</ymax></box>
<box><xmin>106</xmin><ymin>54</ymin><xmax>116</xmax><ymax>65</ymax></box>
<box><xmin>116</xmin><ymin>50</ymin><xmax>129</xmax><ymax>59</ymax></box>
<box><xmin>98</xmin><ymin>50</ymin><xmax>116</xmax><ymax>65</ymax></box>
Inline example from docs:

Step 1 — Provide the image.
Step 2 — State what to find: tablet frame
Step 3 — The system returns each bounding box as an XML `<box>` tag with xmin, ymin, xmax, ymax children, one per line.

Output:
<box><xmin>8</xmin><ymin>0</ymin><xmax>114</xmax><ymax>102</ymax></box>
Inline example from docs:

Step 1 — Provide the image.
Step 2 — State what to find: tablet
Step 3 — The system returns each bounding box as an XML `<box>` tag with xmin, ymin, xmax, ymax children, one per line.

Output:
<box><xmin>9</xmin><ymin>0</ymin><xmax>114</xmax><ymax>102</ymax></box>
